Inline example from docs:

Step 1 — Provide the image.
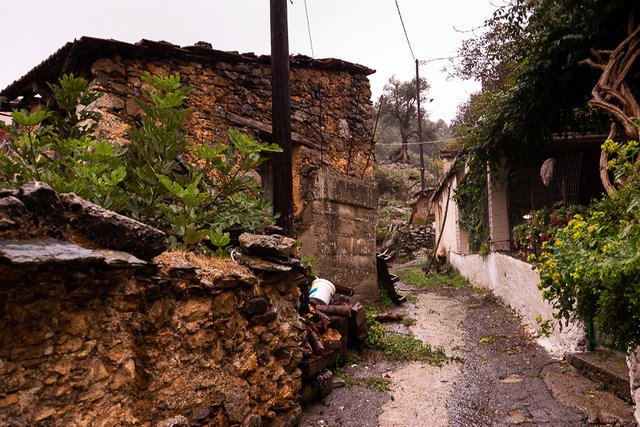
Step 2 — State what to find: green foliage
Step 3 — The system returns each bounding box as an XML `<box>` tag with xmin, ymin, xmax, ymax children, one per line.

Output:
<box><xmin>452</xmin><ymin>165</ymin><xmax>489</xmax><ymax>250</ymax></box>
<box><xmin>0</xmin><ymin>73</ymin><xmax>281</xmax><ymax>252</ymax></box>
<box><xmin>0</xmin><ymin>75</ymin><xmax>129</xmax><ymax>210</ymax></box>
<box><xmin>364</xmin><ymin>377</ymin><xmax>391</xmax><ymax>392</ymax></box>
<box><xmin>449</xmin><ymin>0</ymin><xmax>634</xmax><ymax>248</ymax></box>
<box><xmin>333</xmin><ymin>367</ymin><xmax>359</xmax><ymax>389</ymax></box>
<box><xmin>377</xmin><ymin>76</ymin><xmax>432</xmax><ymax>162</ymax></box>
<box><xmin>535</xmin><ymin>315</ymin><xmax>553</xmax><ymax>338</ymax></box>
<box><xmin>511</xmin><ymin>202</ymin><xmax>584</xmax><ymax>260</ymax></box>
<box><xmin>344</xmin><ymin>350</ymin><xmax>363</xmax><ymax>365</ymax></box>
<box><xmin>366</xmin><ymin>326</ymin><xmax>449</xmax><ymax>366</ymax></box>
<box><xmin>377</xmin><ymin>283</ymin><xmax>395</xmax><ymax>308</ymax></box>
<box><xmin>365</xmin><ymin>306</ymin><xmax>450</xmax><ymax>366</ymax></box>
<box><xmin>375</xmin><ymin>167</ymin><xmax>405</xmax><ymax>198</ymax></box>
<box><xmin>532</xmin><ymin>141</ymin><xmax>640</xmax><ymax>349</ymax></box>
<box><xmin>300</xmin><ymin>253</ymin><xmax>318</xmax><ymax>276</ymax></box>
<box><xmin>405</xmin><ymin>293</ymin><xmax>417</xmax><ymax>304</ymax></box>
<box><xmin>402</xmin><ymin>316</ymin><xmax>416</xmax><ymax>327</ymax></box>
<box><xmin>392</xmin><ymin>264</ymin><xmax>470</xmax><ymax>289</ymax></box>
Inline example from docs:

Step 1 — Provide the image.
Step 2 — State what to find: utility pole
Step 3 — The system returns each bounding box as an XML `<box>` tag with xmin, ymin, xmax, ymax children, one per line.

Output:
<box><xmin>416</xmin><ymin>59</ymin><xmax>425</xmax><ymax>191</ymax></box>
<box><xmin>270</xmin><ymin>0</ymin><xmax>293</xmax><ymax>236</ymax></box>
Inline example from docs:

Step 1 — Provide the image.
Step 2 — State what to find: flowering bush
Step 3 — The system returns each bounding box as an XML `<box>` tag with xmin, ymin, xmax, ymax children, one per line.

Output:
<box><xmin>530</xmin><ymin>140</ymin><xmax>640</xmax><ymax>350</ymax></box>
<box><xmin>511</xmin><ymin>202</ymin><xmax>583</xmax><ymax>259</ymax></box>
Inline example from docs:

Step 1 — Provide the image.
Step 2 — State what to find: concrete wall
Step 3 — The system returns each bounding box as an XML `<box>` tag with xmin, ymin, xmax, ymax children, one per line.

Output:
<box><xmin>449</xmin><ymin>251</ymin><xmax>584</xmax><ymax>357</ymax></box>
<box><xmin>298</xmin><ymin>168</ymin><xmax>378</xmax><ymax>298</ymax></box>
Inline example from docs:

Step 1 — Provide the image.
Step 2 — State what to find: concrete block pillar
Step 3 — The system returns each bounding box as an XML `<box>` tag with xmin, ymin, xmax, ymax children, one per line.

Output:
<box><xmin>296</xmin><ymin>169</ymin><xmax>378</xmax><ymax>298</ymax></box>
<box><xmin>488</xmin><ymin>161</ymin><xmax>510</xmax><ymax>252</ymax></box>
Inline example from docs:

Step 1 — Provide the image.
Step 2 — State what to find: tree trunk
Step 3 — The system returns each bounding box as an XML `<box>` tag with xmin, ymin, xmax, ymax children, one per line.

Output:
<box><xmin>390</xmin><ymin>132</ymin><xmax>411</xmax><ymax>163</ymax></box>
<box><xmin>581</xmin><ymin>15</ymin><xmax>640</xmax><ymax>193</ymax></box>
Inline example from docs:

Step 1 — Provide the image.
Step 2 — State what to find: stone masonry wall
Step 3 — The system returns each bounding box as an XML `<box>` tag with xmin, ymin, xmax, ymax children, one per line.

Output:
<box><xmin>297</xmin><ymin>168</ymin><xmax>378</xmax><ymax>298</ymax></box>
<box><xmin>0</xmin><ymin>184</ymin><xmax>304</xmax><ymax>426</ymax></box>
<box><xmin>86</xmin><ymin>54</ymin><xmax>374</xmax><ymax>218</ymax></box>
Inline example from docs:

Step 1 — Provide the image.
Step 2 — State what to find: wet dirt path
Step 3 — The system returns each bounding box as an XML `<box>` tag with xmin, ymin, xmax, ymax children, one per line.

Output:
<box><xmin>301</xmin><ymin>284</ymin><xmax>632</xmax><ymax>426</ymax></box>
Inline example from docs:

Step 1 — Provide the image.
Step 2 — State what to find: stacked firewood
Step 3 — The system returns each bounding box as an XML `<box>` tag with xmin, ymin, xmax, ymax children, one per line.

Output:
<box><xmin>299</xmin><ymin>291</ymin><xmax>367</xmax><ymax>402</ymax></box>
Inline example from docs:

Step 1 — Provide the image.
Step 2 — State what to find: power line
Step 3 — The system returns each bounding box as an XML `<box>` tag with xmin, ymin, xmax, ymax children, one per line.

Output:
<box><xmin>378</xmin><ymin>136</ymin><xmax>459</xmax><ymax>146</ymax></box>
<box><xmin>394</xmin><ymin>0</ymin><xmax>415</xmax><ymax>62</ymax></box>
<box><xmin>418</xmin><ymin>56</ymin><xmax>459</xmax><ymax>65</ymax></box>
<box><xmin>303</xmin><ymin>0</ymin><xmax>315</xmax><ymax>58</ymax></box>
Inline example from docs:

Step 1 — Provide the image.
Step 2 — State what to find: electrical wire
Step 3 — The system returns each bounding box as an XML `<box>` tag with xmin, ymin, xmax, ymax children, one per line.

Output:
<box><xmin>394</xmin><ymin>0</ymin><xmax>416</xmax><ymax>62</ymax></box>
<box><xmin>303</xmin><ymin>0</ymin><xmax>315</xmax><ymax>58</ymax></box>
<box><xmin>378</xmin><ymin>136</ymin><xmax>459</xmax><ymax>146</ymax></box>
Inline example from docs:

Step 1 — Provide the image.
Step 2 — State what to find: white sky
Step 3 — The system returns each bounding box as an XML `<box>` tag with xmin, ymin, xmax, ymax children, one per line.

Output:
<box><xmin>0</xmin><ymin>0</ymin><xmax>496</xmax><ymax>123</ymax></box>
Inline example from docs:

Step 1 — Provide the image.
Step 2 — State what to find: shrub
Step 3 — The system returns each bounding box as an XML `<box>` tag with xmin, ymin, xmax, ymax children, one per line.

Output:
<box><xmin>532</xmin><ymin>140</ymin><xmax>640</xmax><ymax>350</ymax></box>
<box><xmin>511</xmin><ymin>202</ymin><xmax>584</xmax><ymax>260</ymax></box>
<box><xmin>0</xmin><ymin>73</ymin><xmax>281</xmax><ymax>252</ymax></box>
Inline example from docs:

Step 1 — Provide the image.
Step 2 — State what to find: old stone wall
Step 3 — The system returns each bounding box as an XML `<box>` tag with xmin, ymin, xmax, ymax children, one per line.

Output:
<box><xmin>86</xmin><ymin>54</ymin><xmax>374</xmax><ymax>217</ymax></box>
<box><xmin>0</xmin><ymin>184</ymin><xmax>304</xmax><ymax>426</ymax></box>
<box><xmin>297</xmin><ymin>169</ymin><xmax>378</xmax><ymax>298</ymax></box>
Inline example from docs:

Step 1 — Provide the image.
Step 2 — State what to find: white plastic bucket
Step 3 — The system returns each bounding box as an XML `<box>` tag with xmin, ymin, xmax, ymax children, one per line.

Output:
<box><xmin>309</xmin><ymin>278</ymin><xmax>335</xmax><ymax>305</ymax></box>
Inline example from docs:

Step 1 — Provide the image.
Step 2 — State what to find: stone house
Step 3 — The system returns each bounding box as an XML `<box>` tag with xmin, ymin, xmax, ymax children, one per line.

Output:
<box><xmin>0</xmin><ymin>36</ymin><xmax>379</xmax><ymax>296</ymax></box>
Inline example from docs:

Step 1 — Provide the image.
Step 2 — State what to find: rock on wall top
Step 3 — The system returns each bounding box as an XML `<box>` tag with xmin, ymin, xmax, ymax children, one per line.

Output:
<box><xmin>0</xmin><ymin>181</ymin><xmax>168</xmax><ymax>260</ymax></box>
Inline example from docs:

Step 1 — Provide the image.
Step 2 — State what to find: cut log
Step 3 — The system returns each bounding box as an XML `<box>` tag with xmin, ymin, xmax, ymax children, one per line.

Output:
<box><xmin>334</xmin><ymin>283</ymin><xmax>354</xmax><ymax>296</ymax></box>
<box><xmin>308</xmin><ymin>328</ymin><xmax>325</xmax><ymax>354</ymax></box>
<box><xmin>321</xmin><ymin>327</ymin><xmax>343</xmax><ymax>351</ymax></box>
<box><xmin>315</xmin><ymin>304</ymin><xmax>352</xmax><ymax>317</ymax></box>
<box><xmin>373</xmin><ymin>312</ymin><xmax>404</xmax><ymax>322</ymax></box>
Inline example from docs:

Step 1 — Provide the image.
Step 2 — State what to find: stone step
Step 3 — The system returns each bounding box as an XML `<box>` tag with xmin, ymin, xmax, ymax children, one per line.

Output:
<box><xmin>566</xmin><ymin>350</ymin><xmax>632</xmax><ymax>403</ymax></box>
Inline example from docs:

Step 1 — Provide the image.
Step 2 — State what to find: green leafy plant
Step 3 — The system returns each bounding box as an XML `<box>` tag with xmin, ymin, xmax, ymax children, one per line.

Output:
<box><xmin>393</xmin><ymin>264</ymin><xmax>470</xmax><ymax>289</ymax></box>
<box><xmin>0</xmin><ymin>75</ymin><xmax>129</xmax><ymax>211</ymax></box>
<box><xmin>364</xmin><ymin>377</ymin><xmax>391</xmax><ymax>392</ymax></box>
<box><xmin>344</xmin><ymin>350</ymin><xmax>363</xmax><ymax>365</ymax></box>
<box><xmin>0</xmin><ymin>73</ymin><xmax>282</xmax><ymax>252</ymax></box>
<box><xmin>365</xmin><ymin>307</ymin><xmax>450</xmax><ymax>366</ymax></box>
<box><xmin>535</xmin><ymin>315</ymin><xmax>553</xmax><ymax>338</ymax></box>
<box><xmin>334</xmin><ymin>367</ymin><xmax>359</xmax><ymax>389</ymax></box>
<box><xmin>511</xmin><ymin>202</ymin><xmax>584</xmax><ymax>260</ymax></box>
<box><xmin>532</xmin><ymin>140</ymin><xmax>640</xmax><ymax>349</ymax></box>
<box><xmin>402</xmin><ymin>316</ymin><xmax>416</xmax><ymax>327</ymax></box>
<box><xmin>300</xmin><ymin>253</ymin><xmax>319</xmax><ymax>276</ymax></box>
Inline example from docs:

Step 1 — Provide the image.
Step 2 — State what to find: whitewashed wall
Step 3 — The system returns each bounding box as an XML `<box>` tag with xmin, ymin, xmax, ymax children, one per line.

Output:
<box><xmin>449</xmin><ymin>251</ymin><xmax>584</xmax><ymax>357</ymax></box>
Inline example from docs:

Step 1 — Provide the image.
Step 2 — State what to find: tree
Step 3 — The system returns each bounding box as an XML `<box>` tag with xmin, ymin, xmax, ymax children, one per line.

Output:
<box><xmin>448</xmin><ymin>0</ymin><xmax>637</xmax><ymax>246</ymax></box>
<box><xmin>448</xmin><ymin>0</ymin><xmax>640</xmax><ymax>348</ymax></box>
<box><xmin>378</xmin><ymin>75</ymin><xmax>430</xmax><ymax>163</ymax></box>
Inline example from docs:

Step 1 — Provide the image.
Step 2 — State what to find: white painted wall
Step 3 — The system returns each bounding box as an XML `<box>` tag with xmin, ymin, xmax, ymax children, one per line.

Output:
<box><xmin>433</xmin><ymin>169</ymin><xmax>469</xmax><ymax>256</ymax></box>
<box><xmin>450</xmin><ymin>251</ymin><xmax>584</xmax><ymax>357</ymax></box>
<box><xmin>0</xmin><ymin>112</ymin><xmax>12</xmax><ymax>125</ymax></box>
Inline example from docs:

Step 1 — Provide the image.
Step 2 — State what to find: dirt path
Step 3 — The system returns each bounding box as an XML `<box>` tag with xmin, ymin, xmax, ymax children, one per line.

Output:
<box><xmin>300</xmin><ymin>283</ymin><xmax>635</xmax><ymax>426</ymax></box>
<box><xmin>378</xmin><ymin>293</ymin><xmax>466</xmax><ymax>426</ymax></box>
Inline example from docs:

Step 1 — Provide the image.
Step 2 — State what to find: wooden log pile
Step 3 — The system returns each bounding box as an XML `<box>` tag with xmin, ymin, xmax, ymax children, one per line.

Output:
<box><xmin>299</xmin><ymin>289</ymin><xmax>367</xmax><ymax>403</ymax></box>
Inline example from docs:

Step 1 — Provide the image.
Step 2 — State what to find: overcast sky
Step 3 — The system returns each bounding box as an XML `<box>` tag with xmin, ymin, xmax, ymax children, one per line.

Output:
<box><xmin>0</xmin><ymin>0</ymin><xmax>497</xmax><ymax>123</ymax></box>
